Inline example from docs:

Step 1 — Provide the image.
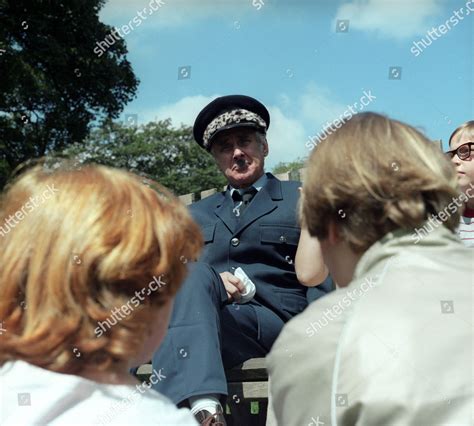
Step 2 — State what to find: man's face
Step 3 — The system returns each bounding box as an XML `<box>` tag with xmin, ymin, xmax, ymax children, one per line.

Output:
<box><xmin>210</xmin><ymin>128</ymin><xmax>268</xmax><ymax>188</ymax></box>
<box><xmin>450</xmin><ymin>130</ymin><xmax>474</xmax><ymax>193</ymax></box>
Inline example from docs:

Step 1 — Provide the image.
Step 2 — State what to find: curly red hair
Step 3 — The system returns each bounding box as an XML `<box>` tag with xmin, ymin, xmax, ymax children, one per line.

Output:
<box><xmin>0</xmin><ymin>161</ymin><xmax>202</xmax><ymax>374</ymax></box>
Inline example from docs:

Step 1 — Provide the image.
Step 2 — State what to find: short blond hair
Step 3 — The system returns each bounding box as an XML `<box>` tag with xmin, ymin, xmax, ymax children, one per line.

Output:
<box><xmin>0</xmin><ymin>161</ymin><xmax>202</xmax><ymax>374</ymax></box>
<box><xmin>449</xmin><ymin>120</ymin><xmax>474</xmax><ymax>146</ymax></box>
<box><xmin>302</xmin><ymin>112</ymin><xmax>459</xmax><ymax>253</ymax></box>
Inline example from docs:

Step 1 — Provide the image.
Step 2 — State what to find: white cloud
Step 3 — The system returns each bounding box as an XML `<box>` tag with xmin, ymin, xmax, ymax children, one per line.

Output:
<box><xmin>333</xmin><ymin>0</ymin><xmax>443</xmax><ymax>40</ymax></box>
<box><xmin>137</xmin><ymin>94</ymin><xmax>220</xmax><ymax>127</ymax></box>
<box><xmin>265</xmin><ymin>107</ymin><xmax>307</xmax><ymax>168</ymax></box>
<box><xmin>100</xmin><ymin>0</ymin><xmax>253</xmax><ymax>29</ymax></box>
<box><xmin>299</xmin><ymin>83</ymin><xmax>347</xmax><ymax>130</ymax></box>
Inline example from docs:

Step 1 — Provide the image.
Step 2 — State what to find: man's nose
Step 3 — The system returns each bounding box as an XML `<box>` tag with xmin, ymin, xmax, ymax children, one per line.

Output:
<box><xmin>233</xmin><ymin>146</ymin><xmax>245</xmax><ymax>158</ymax></box>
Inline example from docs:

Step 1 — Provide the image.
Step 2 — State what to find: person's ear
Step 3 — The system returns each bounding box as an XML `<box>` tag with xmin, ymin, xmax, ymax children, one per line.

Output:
<box><xmin>327</xmin><ymin>221</ymin><xmax>342</xmax><ymax>245</ymax></box>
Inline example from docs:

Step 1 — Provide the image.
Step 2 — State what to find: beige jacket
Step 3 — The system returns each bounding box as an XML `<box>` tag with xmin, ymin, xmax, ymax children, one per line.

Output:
<box><xmin>267</xmin><ymin>226</ymin><xmax>473</xmax><ymax>426</ymax></box>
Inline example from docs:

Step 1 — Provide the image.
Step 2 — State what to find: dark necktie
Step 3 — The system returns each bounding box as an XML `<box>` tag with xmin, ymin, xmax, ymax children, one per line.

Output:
<box><xmin>232</xmin><ymin>187</ymin><xmax>257</xmax><ymax>217</ymax></box>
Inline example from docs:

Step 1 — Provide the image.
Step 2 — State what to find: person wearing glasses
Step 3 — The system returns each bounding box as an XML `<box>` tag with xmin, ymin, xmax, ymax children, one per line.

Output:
<box><xmin>266</xmin><ymin>112</ymin><xmax>473</xmax><ymax>425</ymax></box>
<box><xmin>446</xmin><ymin>120</ymin><xmax>474</xmax><ymax>247</ymax></box>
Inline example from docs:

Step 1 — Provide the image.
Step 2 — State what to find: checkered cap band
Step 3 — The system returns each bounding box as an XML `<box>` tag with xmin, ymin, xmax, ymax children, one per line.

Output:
<box><xmin>203</xmin><ymin>108</ymin><xmax>267</xmax><ymax>149</ymax></box>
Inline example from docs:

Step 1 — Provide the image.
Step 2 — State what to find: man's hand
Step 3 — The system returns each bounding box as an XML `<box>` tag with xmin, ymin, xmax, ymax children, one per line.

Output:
<box><xmin>219</xmin><ymin>271</ymin><xmax>245</xmax><ymax>302</ymax></box>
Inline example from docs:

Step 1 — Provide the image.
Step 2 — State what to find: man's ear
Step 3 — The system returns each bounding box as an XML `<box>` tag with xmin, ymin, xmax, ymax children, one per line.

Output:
<box><xmin>327</xmin><ymin>221</ymin><xmax>342</xmax><ymax>245</ymax></box>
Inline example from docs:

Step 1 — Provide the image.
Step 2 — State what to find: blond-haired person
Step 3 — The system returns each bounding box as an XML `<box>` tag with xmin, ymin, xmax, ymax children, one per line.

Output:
<box><xmin>267</xmin><ymin>112</ymin><xmax>473</xmax><ymax>425</ymax></box>
<box><xmin>447</xmin><ymin>120</ymin><xmax>474</xmax><ymax>247</ymax></box>
<box><xmin>0</xmin><ymin>162</ymin><xmax>201</xmax><ymax>425</ymax></box>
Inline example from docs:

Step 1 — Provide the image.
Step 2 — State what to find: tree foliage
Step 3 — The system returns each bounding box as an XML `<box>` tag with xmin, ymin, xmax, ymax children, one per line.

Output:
<box><xmin>272</xmin><ymin>157</ymin><xmax>307</xmax><ymax>175</ymax></box>
<box><xmin>0</xmin><ymin>0</ymin><xmax>139</xmax><ymax>188</ymax></box>
<box><xmin>62</xmin><ymin>120</ymin><xmax>227</xmax><ymax>196</ymax></box>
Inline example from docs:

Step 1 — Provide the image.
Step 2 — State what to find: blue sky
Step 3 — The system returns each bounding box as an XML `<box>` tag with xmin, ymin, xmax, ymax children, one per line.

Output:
<box><xmin>100</xmin><ymin>0</ymin><xmax>473</xmax><ymax>168</ymax></box>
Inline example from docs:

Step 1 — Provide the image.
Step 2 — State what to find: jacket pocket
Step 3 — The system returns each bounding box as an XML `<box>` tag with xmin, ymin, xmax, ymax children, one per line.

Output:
<box><xmin>201</xmin><ymin>223</ymin><xmax>216</xmax><ymax>244</ymax></box>
<box><xmin>259</xmin><ymin>224</ymin><xmax>300</xmax><ymax>246</ymax></box>
<box><xmin>274</xmin><ymin>289</ymin><xmax>308</xmax><ymax>317</ymax></box>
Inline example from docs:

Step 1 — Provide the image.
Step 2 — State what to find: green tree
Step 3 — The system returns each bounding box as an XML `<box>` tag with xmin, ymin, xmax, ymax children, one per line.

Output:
<box><xmin>272</xmin><ymin>157</ymin><xmax>307</xmax><ymax>175</ymax></box>
<box><xmin>62</xmin><ymin>120</ymin><xmax>227</xmax><ymax>196</ymax></box>
<box><xmin>0</xmin><ymin>0</ymin><xmax>139</xmax><ymax>188</ymax></box>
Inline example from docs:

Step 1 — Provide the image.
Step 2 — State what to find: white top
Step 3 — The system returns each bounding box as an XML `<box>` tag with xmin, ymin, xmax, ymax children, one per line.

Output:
<box><xmin>0</xmin><ymin>361</ymin><xmax>197</xmax><ymax>426</ymax></box>
<box><xmin>457</xmin><ymin>214</ymin><xmax>474</xmax><ymax>247</ymax></box>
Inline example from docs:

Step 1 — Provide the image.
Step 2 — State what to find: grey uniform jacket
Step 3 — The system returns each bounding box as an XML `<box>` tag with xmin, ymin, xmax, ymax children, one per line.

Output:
<box><xmin>190</xmin><ymin>172</ymin><xmax>330</xmax><ymax>322</ymax></box>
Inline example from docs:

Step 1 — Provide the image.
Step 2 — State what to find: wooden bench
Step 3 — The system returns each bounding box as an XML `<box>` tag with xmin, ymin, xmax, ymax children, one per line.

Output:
<box><xmin>135</xmin><ymin>357</ymin><xmax>269</xmax><ymax>425</ymax></box>
<box><xmin>225</xmin><ymin>357</ymin><xmax>268</xmax><ymax>425</ymax></box>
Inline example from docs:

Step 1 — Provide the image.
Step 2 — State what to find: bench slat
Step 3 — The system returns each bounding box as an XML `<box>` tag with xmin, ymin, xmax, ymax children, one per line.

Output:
<box><xmin>137</xmin><ymin>364</ymin><xmax>153</xmax><ymax>375</ymax></box>
<box><xmin>225</xmin><ymin>358</ymin><xmax>268</xmax><ymax>382</ymax></box>
<box><xmin>227</xmin><ymin>381</ymin><xmax>268</xmax><ymax>400</ymax></box>
<box><xmin>137</xmin><ymin>358</ymin><xmax>268</xmax><ymax>382</ymax></box>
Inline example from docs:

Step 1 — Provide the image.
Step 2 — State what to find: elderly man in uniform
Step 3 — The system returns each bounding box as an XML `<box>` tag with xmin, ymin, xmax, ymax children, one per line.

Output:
<box><xmin>150</xmin><ymin>95</ymin><xmax>331</xmax><ymax>425</ymax></box>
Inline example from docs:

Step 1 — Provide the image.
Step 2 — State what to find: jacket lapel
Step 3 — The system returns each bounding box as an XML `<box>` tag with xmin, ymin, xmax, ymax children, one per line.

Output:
<box><xmin>214</xmin><ymin>190</ymin><xmax>238</xmax><ymax>233</ymax></box>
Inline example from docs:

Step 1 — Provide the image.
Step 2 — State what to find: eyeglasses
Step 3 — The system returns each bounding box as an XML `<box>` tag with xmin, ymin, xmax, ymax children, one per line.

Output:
<box><xmin>445</xmin><ymin>142</ymin><xmax>474</xmax><ymax>160</ymax></box>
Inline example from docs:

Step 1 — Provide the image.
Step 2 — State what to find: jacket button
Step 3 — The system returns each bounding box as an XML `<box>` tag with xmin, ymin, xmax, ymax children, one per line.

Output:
<box><xmin>231</xmin><ymin>237</ymin><xmax>240</xmax><ymax>247</ymax></box>
<box><xmin>279</xmin><ymin>235</ymin><xmax>287</xmax><ymax>243</ymax></box>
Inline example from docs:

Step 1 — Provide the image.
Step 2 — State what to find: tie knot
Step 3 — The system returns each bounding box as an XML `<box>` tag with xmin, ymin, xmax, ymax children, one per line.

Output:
<box><xmin>232</xmin><ymin>187</ymin><xmax>257</xmax><ymax>202</ymax></box>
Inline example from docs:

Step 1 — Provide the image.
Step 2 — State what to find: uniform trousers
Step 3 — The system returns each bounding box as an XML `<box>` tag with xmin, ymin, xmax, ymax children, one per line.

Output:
<box><xmin>150</xmin><ymin>261</ymin><xmax>285</xmax><ymax>404</ymax></box>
